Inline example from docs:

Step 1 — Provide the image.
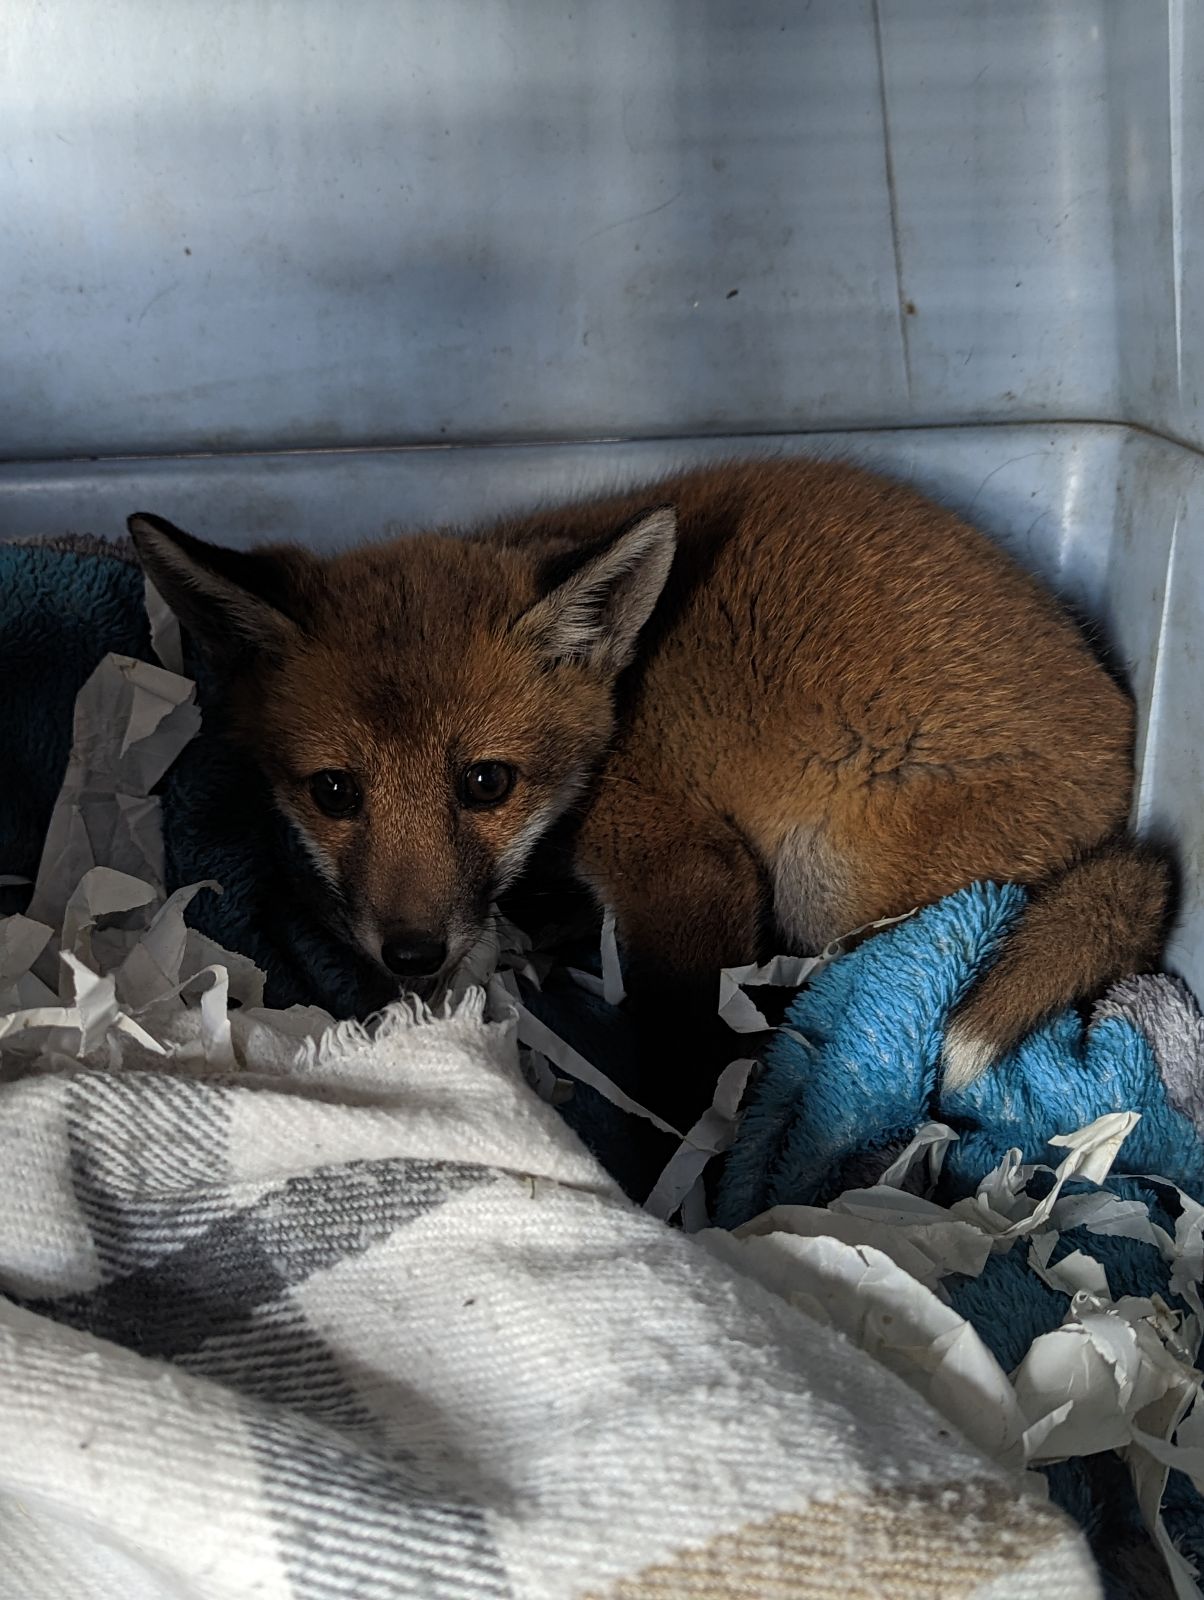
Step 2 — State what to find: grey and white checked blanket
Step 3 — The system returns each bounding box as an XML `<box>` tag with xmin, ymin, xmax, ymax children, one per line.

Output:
<box><xmin>0</xmin><ymin>996</ymin><xmax>1097</xmax><ymax>1599</ymax></box>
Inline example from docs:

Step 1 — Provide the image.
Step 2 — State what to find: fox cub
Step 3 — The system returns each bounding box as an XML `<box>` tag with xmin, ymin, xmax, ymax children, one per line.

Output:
<box><xmin>130</xmin><ymin>458</ymin><xmax>1168</xmax><ymax>1085</ymax></box>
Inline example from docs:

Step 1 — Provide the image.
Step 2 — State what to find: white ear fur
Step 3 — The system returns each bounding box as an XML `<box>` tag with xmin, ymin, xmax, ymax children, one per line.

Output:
<box><xmin>515</xmin><ymin>506</ymin><xmax>677</xmax><ymax>673</ymax></box>
<box><xmin>127</xmin><ymin>513</ymin><xmax>299</xmax><ymax>654</ymax></box>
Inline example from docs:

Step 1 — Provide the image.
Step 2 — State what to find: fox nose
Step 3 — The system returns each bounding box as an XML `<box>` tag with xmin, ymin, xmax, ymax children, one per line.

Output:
<box><xmin>380</xmin><ymin>933</ymin><xmax>448</xmax><ymax>979</ymax></box>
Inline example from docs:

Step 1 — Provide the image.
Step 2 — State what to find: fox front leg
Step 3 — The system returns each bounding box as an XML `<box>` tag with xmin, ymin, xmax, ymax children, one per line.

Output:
<box><xmin>573</xmin><ymin>779</ymin><xmax>766</xmax><ymax>1114</ymax></box>
<box><xmin>575</xmin><ymin>774</ymin><xmax>766</xmax><ymax>983</ymax></box>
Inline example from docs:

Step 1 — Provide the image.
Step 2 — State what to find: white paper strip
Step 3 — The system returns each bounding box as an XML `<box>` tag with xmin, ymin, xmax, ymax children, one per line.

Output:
<box><xmin>877</xmin><ymin>1121</ymin><xmax>960</xmax><ymax>1191</ymax></box>
<box><xmin>144</xmin><ymin>574</ymin><xmax>185</xmax><ymax>676</ymax></box>
<box><xmin>644</xmin><ymin>1057</ymin><xmax>757</xmax><ymax>1224</ymax></box>
<box><xmin>25</xmin><ymin>654</ymin><xmax>201</xmax><ymax>942</ymax></box>
<box><xmin>717</xmin><ymin>953</ymin><xmax>827</xmax><ymax>1034</ymax></box>
<box><xmin>599</xmin><ymin>907</ymin><xmax>625</xmax><ymax>1006</ymax></box>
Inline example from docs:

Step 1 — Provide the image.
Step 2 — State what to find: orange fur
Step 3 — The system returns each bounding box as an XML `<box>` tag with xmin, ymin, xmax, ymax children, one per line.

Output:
<box><xmin>130</xmin><ymin>458</ymin><xmax>1170</xmax><ymax>1082</ymax></box>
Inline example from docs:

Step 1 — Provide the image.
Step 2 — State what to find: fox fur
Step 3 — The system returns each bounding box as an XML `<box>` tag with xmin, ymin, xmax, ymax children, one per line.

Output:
<box><xmin>129</xmin><ymin>458</ymin><xmax>1170</xmax><ymax>1087</ymax></box>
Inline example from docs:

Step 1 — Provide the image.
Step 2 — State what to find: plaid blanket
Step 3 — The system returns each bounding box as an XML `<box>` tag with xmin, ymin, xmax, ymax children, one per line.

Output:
<box><xmin>0</xmin><ymin>996</ymin><xmax>1097</xmax><ymax>1599</ymax></box>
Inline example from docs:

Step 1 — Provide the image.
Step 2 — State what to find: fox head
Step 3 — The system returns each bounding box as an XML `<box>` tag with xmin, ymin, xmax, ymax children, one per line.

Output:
<box><xmin>128</xmin><ymin>506</ymin><xmax>676</xmax><ymax>990</ymax></box>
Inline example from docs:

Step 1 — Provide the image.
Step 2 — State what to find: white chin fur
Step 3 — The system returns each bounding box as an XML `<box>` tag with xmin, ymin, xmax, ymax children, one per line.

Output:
<box><xmin>940</xmin><ymin>1022</ymin><xmax>996</xmax><ymax>1091</ymax></box>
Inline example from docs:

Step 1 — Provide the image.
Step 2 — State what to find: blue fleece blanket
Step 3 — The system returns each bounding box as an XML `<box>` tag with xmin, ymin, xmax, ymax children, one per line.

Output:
<box><xmin>4</xmin><ymin>537</ymin><xmax>1203</xmax><ymax>1594</ymax></box>
<box><xmin>718</xmin><ymin>881</ymin><xmax>1204</xmax><ymax>1221</ymax></box>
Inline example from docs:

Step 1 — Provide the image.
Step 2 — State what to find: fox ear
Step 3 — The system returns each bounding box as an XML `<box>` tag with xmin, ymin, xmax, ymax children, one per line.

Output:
<box><xmin>127</xmin><ymin>512</ymin><xmax>311</xmax><ymax>658</ymax></box>
<box><xmin>515</xmin><ymin>506</ymin><xmax>676</xmax><ymax>673</ymax></box>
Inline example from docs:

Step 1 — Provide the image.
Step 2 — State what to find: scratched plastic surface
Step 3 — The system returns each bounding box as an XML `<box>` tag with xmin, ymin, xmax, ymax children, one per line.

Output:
<box><xmin>5</xmin><ymin>0</ymin><xmax>1203</xmax><ymax>458</ymax></box>
<box><xmin>0</xmin><ymin>4</ymin><xmax>1201</xmax><ymax>997</ymax></box>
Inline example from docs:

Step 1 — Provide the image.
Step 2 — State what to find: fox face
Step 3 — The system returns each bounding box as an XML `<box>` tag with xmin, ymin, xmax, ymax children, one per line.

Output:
<box><xmin>129</xmin><ymin>507</ymin><xmax>675</xmax><ymax>989</ymax></box>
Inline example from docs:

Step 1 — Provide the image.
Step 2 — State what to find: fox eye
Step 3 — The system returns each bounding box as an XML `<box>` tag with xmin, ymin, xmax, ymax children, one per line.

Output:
<box><xmin>459</xmin><ymin>761</ymin><xmax>516</xmax><ymax>809</ymax></box>
<box><xmin>308</xmin><ymin>769</ymin><xmax>363</xmax><ymax>818</ymax></box>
